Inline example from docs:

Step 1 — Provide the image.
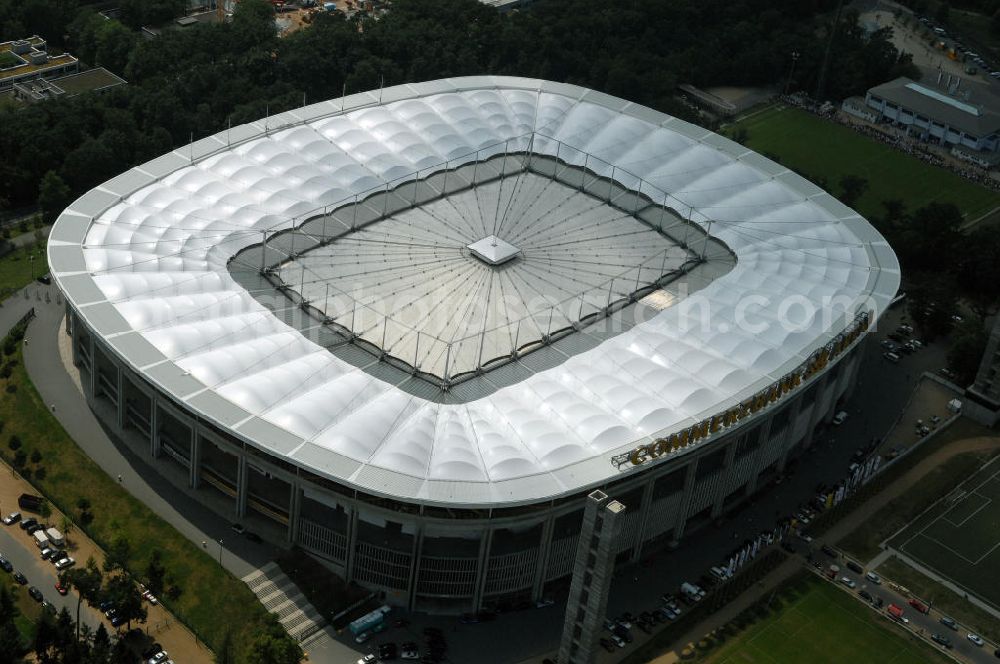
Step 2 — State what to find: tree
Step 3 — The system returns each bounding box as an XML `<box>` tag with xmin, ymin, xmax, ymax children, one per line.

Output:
<box><xmin>103</xmin><ymin>536</ymin><xmax>131</xmax><ymax>574</ymax></box>
<box><xmin>145</xmin><ymin>550</ymin><xmax>166</xmax><ymax>597</ymax></box>
<box><xmin>105</xmin><ymin>573</ymin><xmax>146</xmax><ymax>630</ymax></box>
<box><xmin>838</xmin><ymin>174</ymin><xmax>868</xmax><ymax>208</ymax></box>
<box><xmin>243</xmin><ymin>619</ymin><xmax>302</xmax><ymax>664</ymax></box>
<box><xmin>948</xmin><ymin>319</ymin><xmax>988</xmax><ymax>387</ymax></box>
<box><xmin>215</xmin><ymin>630</ymin><xmax>237</xmax><ymax>664</ymax></box>
<box><xmin>37</xmin><ymin>171</ymin><xmax>71</xmax><ymax>224</ymax></box>
<box><xmin>64</xmin><ymin>557</ymin><xmax>103</xmax><ymax>641</ymax></box>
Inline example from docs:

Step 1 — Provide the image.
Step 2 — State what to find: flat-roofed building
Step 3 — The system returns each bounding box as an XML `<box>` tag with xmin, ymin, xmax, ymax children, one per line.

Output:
<box><xmin>0</xmin><ymin>36</ymin><xmax>78</xmax><ymax>91</ymax></box>
<box><xmin>858</xmin><ymin>76</ymin><xmax>1000</xmax><ymax>159</ymax></box>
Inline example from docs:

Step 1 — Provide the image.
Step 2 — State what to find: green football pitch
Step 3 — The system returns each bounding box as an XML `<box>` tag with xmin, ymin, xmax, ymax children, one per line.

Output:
<box><xmin>727</xmin><ymin>105</ymin><xmax>1000</xmax><ymax>222</ymax></box>
<box><xmin>890</xmin><ymin>456</ymin><xmax>1000</xmax><ymax>611</ymax></box>
<box><xmin>707</xmin><ymin>576</ymin><xmax>951</xmax><ymax>664</ymax></box>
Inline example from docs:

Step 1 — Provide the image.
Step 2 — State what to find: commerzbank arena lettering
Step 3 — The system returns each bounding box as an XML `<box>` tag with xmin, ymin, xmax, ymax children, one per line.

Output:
<box><xmin>612</xmin><ymin>310</ymin><xmax>872</xmax><ymax>470</ymax></box>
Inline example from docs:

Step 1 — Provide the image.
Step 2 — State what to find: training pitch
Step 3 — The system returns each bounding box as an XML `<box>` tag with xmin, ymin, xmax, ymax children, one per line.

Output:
<box><xmin>890</xmin><ymin>455</ymin><xmax>1000</xmax><ymax>611</ymax></box>
<box><xmin>709</xmin><ymin>576</ymin><xmax>950</xmax><ymax>664</ymax></box>
<box><xmin>727</xmin><ymin>105</ymin><xmax>1000</xmax><ymax>222</ymax></box>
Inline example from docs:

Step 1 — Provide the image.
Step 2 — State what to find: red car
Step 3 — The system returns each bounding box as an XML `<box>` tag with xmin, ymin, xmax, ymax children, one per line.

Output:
<box><xmin>908</xmin><ymin>598</ymin><xmax>929</xmax><ymax>614</ymax></box>
<box><xmin>54</xmin><ymin>582</ymin><xmax>68</xmax><ymax>596</ymax></box>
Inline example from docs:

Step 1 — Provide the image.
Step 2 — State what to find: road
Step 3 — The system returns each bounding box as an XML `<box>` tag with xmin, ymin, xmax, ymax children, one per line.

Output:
<box><xmin>814</xmin><ymin>549</ymin><xmax>998</xmax><ymax>662</ymax></box>
<box><xmin>0</xmin><ymin>524</ymin><xmax>105</xmax><ymax>634</ymax></box>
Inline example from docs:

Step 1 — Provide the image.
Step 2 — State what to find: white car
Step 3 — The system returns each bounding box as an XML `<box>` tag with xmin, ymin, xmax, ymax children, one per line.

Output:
<box><xmin>142</xmin><ymin>590</ymin><xmax>159</xmax><ymax>605</ymax></box>
<box><xmin>839</xmin><ymin>576</ymin><xmax>856</xmax><ymax>589</ymax></box>
<box><xmin>356</xmin><ymin>655</ymin><xmax>376</xmax><ymax>664</ymax></box>
<box><xmin>832</xmin><ymin>411</ymin><xmax>848</xmax><ymax>425</ymax></box>
<box><xmin>2</xmin><ymin>512</ymin><xmax>20</xmax><ymax>525</ymax></box>
<box><xmin>865</xmin><ymin>572</ymin><xmax>881</xmax><ymax>585</ymax></box>
<box><xmin>611</xmin><ymin>635</ymin><xmax>626</xmax><ymax>648</ymax></box>
<box><xmin>354</xmin><ymin>631</ymin><xmax>372</xmax><ymax>644</ymax></box>
<box><xmin>968</xmin><ymin>633</ymin><xmax>984</xmax><ymax>647</ymax></box>
<box><xmin>147</xmin><ymin>652</ymin><xmax>168</xmax><ymax>664</ymax></box>
<box><xmin>54</xmin><ymin>557</ymin><xmax>75</xmax><ymax>571</ymax></box>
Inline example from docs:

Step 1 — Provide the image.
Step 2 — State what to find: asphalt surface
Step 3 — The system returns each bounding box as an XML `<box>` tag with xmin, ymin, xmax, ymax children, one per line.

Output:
<box><xmin>813</xmin><ymin>551</ymin><xmax>998</xmax><ymax>662</ymax></box>
<box><xmin>0</xmin><ymin>523</ymin><xmax>105</xmax><ymax>633</ymax></box>
<box><xmin>10</xmin><ymin>286</ymin><xmax>976</xmax><ymax>664</ymax></box>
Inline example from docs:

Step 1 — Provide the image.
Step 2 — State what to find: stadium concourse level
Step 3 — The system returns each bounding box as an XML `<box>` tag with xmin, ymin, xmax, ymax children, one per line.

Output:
<box><xmin>49</xmin><ymin>76</ymin><xmax>898</xmax><ymax>612</ymax></box>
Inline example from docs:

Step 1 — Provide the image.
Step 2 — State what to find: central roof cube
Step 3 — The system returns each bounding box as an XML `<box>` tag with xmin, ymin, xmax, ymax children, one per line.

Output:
<box><xmin>467</xmin><ymin>235</ymin><xmax>521</xmax><ymax>266</ymax></box>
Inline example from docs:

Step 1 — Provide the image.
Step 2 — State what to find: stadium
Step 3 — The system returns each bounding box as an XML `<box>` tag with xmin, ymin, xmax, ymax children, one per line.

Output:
<box><xmin>48</xmin><ymin>76</ymin><xmax>899</xmax><ymax>613</ymax></box>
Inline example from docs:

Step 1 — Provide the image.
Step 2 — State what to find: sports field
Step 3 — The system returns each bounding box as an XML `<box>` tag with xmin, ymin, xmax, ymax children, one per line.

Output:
<box><xmin>890</xmin><ymin>455</ymin><xmax>1000</xmax><ymax>611</ymax></box>
<box><xmin>727</xmin><ymin>105</ymin><xmax>1000</xmax><ymax>222</ymax></box>
<box><xmin>706</xmin><ymin>577</ymin><xmax>951</xmax><ymax>664</ymax></box>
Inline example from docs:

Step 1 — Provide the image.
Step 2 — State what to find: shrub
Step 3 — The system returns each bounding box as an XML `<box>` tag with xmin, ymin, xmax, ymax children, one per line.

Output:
<box><xmin>30</xmin><ymin>449</ymin><xmax>42</xmax><ymax>464</ymax></box>
<box><xmin>8</xmin><ymin>434</ymin><xmax>21</xmax><ymax>450</ymax></box>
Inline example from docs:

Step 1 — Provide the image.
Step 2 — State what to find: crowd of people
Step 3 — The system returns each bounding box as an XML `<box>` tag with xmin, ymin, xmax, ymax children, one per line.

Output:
<box><xmin>779</xmin><ymin>93</ymin><xmax>1000</xmax><ymax>193</ymax></box>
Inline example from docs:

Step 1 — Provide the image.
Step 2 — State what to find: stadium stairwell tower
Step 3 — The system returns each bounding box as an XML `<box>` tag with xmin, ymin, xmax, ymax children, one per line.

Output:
<box><xmin>558</xmin><ymin>491</ymin><xmax>626</xmax><ymax>664</ymax></box>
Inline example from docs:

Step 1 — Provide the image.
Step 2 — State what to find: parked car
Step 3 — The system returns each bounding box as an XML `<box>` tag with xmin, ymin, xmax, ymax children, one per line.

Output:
<box><xmin>821</xmin><ymin>545</ymin><xmax>838</xmax><ymax>557</ymax></box>
<box><xmin>839</xmin><ymin>576</ymin><xmax>856</xmax><ymax>589</ymax></box>
<box><xmin>859</xmin><ymin>590</ymin><xmax>872</xmax><ymax>602</ymax></box>
<box><xmin>610</xmin><ymin>635</ymin><xmax>626</xmax><ymax>648</ymax></box>
<box><xmin>0</xmin><ymin>557</ymin><xmax>12</xmax><ymax>573</ymax></box>
<box><xmin>19</xmin><ymin>517</ymin><xmax>37</xmax><ymax>531</ymax></box>
<box><xmin>230</xmin><ymin>523</ymin><xmax>245</xmax><ymax>535</ymax></box>
<box><xmin>931</xmin><ymin>634</ymin><xmax>952</xmax><ymax>649</ymax></box>
<box><xmin>2</xmin><ymin>512</ymin><xmax>20</xmax><ymax>525</ymax></box>
<box><xmin>832</xmin><ymin>411</ymin><xmax>848</xmax><ymax>425</ymax></box>
<box><xmin>846</xmin><ymin>561</ymin><xmax>863</xmax><ymax>574</ymax></box>
<box><xmin>599</xmin><ymin>638</ymin><xmax>615</xmax><ymax>653</ymax></box>
<box><xmin>969</xmin><ymin>634</ymin><xmax>985</xmax><ymax>647</ymax></box>
<box><xmin>54</xmin><ymin>557</ymin><xmax>75</xmax><ymax>570</ymax></box>
<box><xmin>54</xmin><ymin>582</ymin><xmax>68</xmax><ymax>596</ymax></box>
<box><xmin>939</xmin><ymin>616</ymin><xmax>957</xmax><ymax>631</ymax></box>
<box><xmin>865</xmin><ymin>572</ymin><xmax>881</xmax><ymax>585</ymax></box>
<box><xmin>28</xmin><ymin>586</ymin><xmax>43</xmax><ymax>602</ymax></box>
<box><xmin>908</xmin><ymin>598</ymin><xmax>929</xmax><ymax>614</ymax></box>
<box><xmin>13</xmin><ymin>572</ymin><xmax>27</xmax><ymax>585</ymax></box>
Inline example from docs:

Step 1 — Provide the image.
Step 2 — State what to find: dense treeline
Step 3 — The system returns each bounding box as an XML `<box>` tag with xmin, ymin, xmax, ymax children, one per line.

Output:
<box><xmin>0</xmin><ymin>0</ymin><xmax>914</xmax><ymax>217</ymax></box>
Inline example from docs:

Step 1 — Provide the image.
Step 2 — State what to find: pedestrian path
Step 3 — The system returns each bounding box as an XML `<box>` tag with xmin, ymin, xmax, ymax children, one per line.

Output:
<box><xmin>243</xmin><ymin>562</ymin><xmax>327</xmax><ymax>642</ymax></box>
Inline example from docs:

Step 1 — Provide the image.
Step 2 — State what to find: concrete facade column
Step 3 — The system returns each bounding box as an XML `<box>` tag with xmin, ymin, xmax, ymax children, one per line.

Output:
<box><xmin>711</xmin><ymin>442</ymin><xmax>739</xmax><ymax>518</ymax></box>
<box><xmin>88</xmin><ymin>335</ymin><xmax>96</xmax><ymax>397</ymax></box>
<box><xmin>116</xmin><ymin>366</ymin><xmax>126</xmax><ymax>431</ymax></box>
<box><xmin>190</xmin><ymin>429</ymin><xmax>202</xmax><ymax>490</ymax></box>
<box><xmin>234</xmin><ymin>451</ymin><xmax>247</xmax><ymax>517</ymax></box>
<box><xmin>150</xmin><ymin>401</ymin><xmax>160</xmax><ymax>458</ymax></box>
<box><xmin>345</xmin><ymin>507</ymin><xmax>360</xmax><ymax>582</ymax></box>
<box><xmin>406</xmin><ymin>526</ymin><xmax>424</xmax><ymax>612</ymax></box>
<box><xmin>287</xmin><ymin>480</ymin><xmax>302</xmax><ymax>544</ymax></box>
<box><xmin>802</xmin><ymin>372</ymin><xmax>830</xmax><ymax>449</ymax></box>
<box><xmin>670</xmin><ymin>458</ymin><xmax>700</xmax><ymax>545</ymax></box>
<box><xmin>472</xmin><ymin>528</ymin><xmax>494</xmax><ymax>611</ymax></box>
<box><xmin>630</xmin><ymin>477</ymin><xmax>656</xmax><ymax>562</ymax></box>
<box><xmin>531</xmin><ymin>515</ymin><xmax>556</xmax><ymax>602</ymax></box>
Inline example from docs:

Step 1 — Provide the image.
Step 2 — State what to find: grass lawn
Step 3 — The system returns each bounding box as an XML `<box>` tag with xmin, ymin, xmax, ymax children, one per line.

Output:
<box><xmin>876</xmin><ymin>556</ymin><xmax>1000</xmax><ymax>645</ymax></box>
<box><xmin>0</xmin><ymin>240</ymin><xmax>48</xmax><ymax>297</ymax></box>
<box><xmin>834</xmin><ymin>418</ymin><xmax>997</xmax><ymax>561</ymax></box>
<box><xmin>1</xmin><ymin>573</ymin><xmax>40</xmax><ymax>647</ymax></box>
<box><xmin>725</xmin><ymin>105</ymin><xmax>1000</xmax><ymax>222</ymax></box>
<box><xmin>0</xmin><ymin>341</ymin><xmax>280</xmax><ymax>658</ymax></box>
<box><xmin>703</xmin><ymin>576</ymin><xmax>951</xmax><ymax>664</ymax></box>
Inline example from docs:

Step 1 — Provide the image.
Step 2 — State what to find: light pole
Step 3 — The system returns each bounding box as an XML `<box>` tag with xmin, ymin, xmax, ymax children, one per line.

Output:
<box><xmin>28</xmin><ymin>253</ymin><xmax>35</xmax><ymax>281</ymax></box>
<box><xmin>218</xmin><ymin>539</ymin><xmax>223</xmax><ymax>565</ymax></box>
<box><xmin>784</xmin><ymin>51</ymin><xmax>800</xmax><ymax>95</ymax></box>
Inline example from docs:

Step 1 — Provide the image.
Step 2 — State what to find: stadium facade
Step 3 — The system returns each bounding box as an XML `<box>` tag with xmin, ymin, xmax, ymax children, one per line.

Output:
<box><xmin>49</xmin><ymin>76</ymin><xmax>899</xmax><ymax>613</ymax></box>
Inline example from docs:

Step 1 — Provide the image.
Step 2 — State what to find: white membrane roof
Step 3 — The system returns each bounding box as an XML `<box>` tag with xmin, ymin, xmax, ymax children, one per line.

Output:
<box><xmin>50</xmin><ymin>77</ymin><xmax>900</xmax><ymax>507</ymax></box>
